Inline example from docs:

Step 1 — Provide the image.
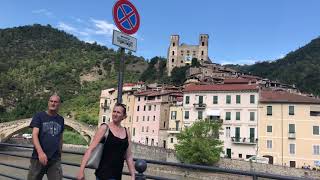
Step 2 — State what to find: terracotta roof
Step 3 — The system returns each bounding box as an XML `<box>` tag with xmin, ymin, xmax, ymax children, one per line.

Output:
<box><xmin>260</xmin><ymin>90</ymin><xmax>320</xmax><ymax>104</ymax></box>
<box><xmin>223</xmin><ymin>78</ymin><xmax>251</xmax><ymax>84</ymax></box>
<box><xmin>184</xmin><ymin>84</ymin><xmax>259</xmax><ymax>92</ymax></box>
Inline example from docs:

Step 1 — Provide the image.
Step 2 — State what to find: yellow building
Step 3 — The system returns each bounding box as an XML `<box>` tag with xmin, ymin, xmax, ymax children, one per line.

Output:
<box><xmin>258</xmin><ymin>90</ymin><xmax>320</xmax><ymax>168</ymax></box>
<box><xmin>99</xmin><ymin>83</ymin><xmax>142</xmax><ymax>137</ymax></box>
<box><xmin>167</xmin><ymin>101</ymin><xmax>183</xmax><ymax>149</ymax></box>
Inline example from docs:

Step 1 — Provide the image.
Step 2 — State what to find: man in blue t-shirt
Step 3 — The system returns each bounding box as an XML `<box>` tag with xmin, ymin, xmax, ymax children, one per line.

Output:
<box><xmin>27</xmin><ymin>95</ymin><xmax>64</xmax><ymax>180</ymax></box>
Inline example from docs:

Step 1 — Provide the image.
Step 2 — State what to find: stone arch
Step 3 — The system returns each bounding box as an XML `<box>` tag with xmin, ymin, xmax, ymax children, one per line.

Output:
<box><xmin>0</xmin><ymin>118</ymin><xmax>95</xmax><ymax>143</ymax></box>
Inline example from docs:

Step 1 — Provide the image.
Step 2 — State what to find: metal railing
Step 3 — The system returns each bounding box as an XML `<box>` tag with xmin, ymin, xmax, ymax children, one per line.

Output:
<box><xmin>0</xmin><ymin>143</ymin><xmax>311</xmax><ymax>180</ymax></box>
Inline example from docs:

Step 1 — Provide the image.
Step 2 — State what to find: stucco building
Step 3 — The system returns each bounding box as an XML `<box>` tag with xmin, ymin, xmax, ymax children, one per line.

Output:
<box><xmin>183</xmin><ymin>84</ymin><xmax>260</xmax><ymax>159</ymax></box>
<box><xmin>258</xmin><ymin>90</ymin><xmax>320</xmax><ymax>168</ymax></box>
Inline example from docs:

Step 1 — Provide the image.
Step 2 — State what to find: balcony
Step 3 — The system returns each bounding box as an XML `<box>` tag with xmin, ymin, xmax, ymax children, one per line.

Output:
<box><xmin>231</xmin><ymin>137</ymin><xmax>257</xmax><ymax>145</ymax></box>
<box><xmin>167</xmin><ymin>128</ymin><xmax>182</xmax><ymax>134</ymax></box>
<box><xmin>193</xmin><ymin>103</ymin><xmax>206</xmax><ymax>109</ymax></box>
<box><xmin>288</xmin><ymin>132</ymin><xmax>296</xmax><ymax>139</ymax></box>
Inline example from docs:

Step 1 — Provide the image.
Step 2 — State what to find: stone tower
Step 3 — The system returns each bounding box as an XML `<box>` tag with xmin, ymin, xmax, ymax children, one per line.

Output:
<box><xmin>198</xmin><ymin>34</ymin><xmax>209</xmax><ymax>63</ymax></box>
<box><xmin>167</xmin><ymin>35</ymin><xmax>179</xmax><ymax>76</ymax></box>
<box><xmin>167</xmin><ymin>34</ymin><xmax>209</xmax><ymax>76</ymax></box>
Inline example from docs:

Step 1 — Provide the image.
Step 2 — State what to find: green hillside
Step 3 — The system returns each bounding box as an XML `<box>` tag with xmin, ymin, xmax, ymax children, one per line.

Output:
<box><xmin>228</xmin><ymin>36</ymin><xmax>320</xmax><ymax>96</ymax></box>
<box><xmin>0</xmin><ymin>24</ymin><xmax>147</xmax><ymax>123</ymax></box>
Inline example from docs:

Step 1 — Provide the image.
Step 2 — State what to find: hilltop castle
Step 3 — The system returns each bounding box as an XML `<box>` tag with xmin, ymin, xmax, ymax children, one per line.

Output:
<box><xmin>167</xmin><ymin>34</ymin><xmax>209</xmax><ymax>76</ymax></box>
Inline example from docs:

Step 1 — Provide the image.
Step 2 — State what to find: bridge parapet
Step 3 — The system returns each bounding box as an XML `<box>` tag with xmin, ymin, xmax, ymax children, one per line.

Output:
<box><xmin>0</xmin><ymin>118</ymin><xmax>96</xmax><ymax>143</ymax></box>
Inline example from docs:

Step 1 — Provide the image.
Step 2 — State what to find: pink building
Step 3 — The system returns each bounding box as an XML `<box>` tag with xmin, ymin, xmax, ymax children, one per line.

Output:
<box><xmin>131</xmin><ymin>89</ymin><xmax>182</xmax><ymax>148</ymax></box>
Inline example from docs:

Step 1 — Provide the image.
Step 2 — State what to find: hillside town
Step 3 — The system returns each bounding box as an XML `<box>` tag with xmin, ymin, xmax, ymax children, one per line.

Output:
<box><xmin>99</xmin><ymin>34</ymin><xmax>320</xmax><ymax>170</ymax></box>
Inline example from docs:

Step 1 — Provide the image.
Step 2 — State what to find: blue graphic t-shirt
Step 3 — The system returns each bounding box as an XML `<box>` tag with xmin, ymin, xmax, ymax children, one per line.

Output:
<box><xmin>30</xmin><ymin>111</ymin><xmax>64</xmax><ymax>160</ymax></box>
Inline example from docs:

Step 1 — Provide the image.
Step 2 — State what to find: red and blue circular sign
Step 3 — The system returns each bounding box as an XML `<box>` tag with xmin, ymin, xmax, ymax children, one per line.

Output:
<box><xmin>113</xmin><ymin>0</ymin><xmax>140</xmax><ymax>35</ymax></box>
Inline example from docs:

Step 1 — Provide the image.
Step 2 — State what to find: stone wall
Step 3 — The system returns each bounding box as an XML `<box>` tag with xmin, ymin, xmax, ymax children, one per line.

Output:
<box><xmin>62</xmin><ymin>143</ymin><xmax>320</xmax><ymax>179</ymax></box>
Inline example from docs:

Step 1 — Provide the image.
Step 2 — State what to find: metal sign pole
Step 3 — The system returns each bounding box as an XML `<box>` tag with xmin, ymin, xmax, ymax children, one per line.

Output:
<box><xmin>117</xmin><ymin>47</ymin><xmax>125</xmax><ymax>104</ymax></box>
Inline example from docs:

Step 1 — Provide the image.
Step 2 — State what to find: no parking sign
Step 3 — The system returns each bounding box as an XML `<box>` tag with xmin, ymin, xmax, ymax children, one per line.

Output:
<box><xmin>113</xmin><ymin>0</ymin><xmax>140</xmax><ymax>35</ymax></box>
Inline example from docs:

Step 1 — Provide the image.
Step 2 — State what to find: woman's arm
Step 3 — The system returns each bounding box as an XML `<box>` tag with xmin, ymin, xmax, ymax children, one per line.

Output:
<box><xmin>125</xmin><ymin>129</ymin><xmax>136</xmax><ymax>180</ymax></box>
<box><xmin>77</xmin><ymin>124</ymin><xmax>108</xmax><ymax>180</ymax></box>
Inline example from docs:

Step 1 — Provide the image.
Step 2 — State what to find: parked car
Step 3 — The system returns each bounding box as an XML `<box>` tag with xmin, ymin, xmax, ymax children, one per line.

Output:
<box><xmin>245</xmin><ymin>156</ymin><xmax>269</xmax><ymax>164</ymax></box>
<box><xmin>22</xmin><ymin>134</ymin><xmax>32</xmax><ymax>139</ymax></box>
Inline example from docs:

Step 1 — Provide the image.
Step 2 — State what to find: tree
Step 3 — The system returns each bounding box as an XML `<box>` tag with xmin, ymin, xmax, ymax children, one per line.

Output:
<box><xmin>170</xmin><ymin>66</ymin><xmax>189</xmax><ymax>85</ymax></box>
<box><xmin>191</xmin><ymin>58</ymin><xmax>201</xmax><ymax>67</ymax></box>
<box><xmin>175</xmin><ymin>119</ymin><xmax>223</xmax><ymax>165</ymax></box>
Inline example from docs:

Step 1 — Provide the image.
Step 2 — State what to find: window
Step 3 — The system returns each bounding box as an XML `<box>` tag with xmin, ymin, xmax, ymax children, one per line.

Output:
<box><xmin>171</xmin><ymin>138</ymin><xmax>174</xmax><ymax>143</ymax></box>
<box><xmin>133</xmin><ymin>128</ymin><xmax>135</xmax><ymax>136</ymax></box>
<box><xmin>226</xmin><ymin>127</ymin><xmax>231</xmax><ymax>138</ymax></box>
<box><xmin>267</xmin><ymin>106</ymin><xmax>272</xmax><ymax>116</ymax></box>
<box><xmin>172</xmin><ymin>51</ymin><xmax>174</xmax><ymax>55</ymax></box>
<box><xmin>289</xmin><ymin>144</ymin><xmax>295</xmax><ymax>154</ymax></box>
<box><xmin>143</xmin><ymin>105</ymin><xmax>146</xmax><ymax>111</ymax></box>
<box><xmin>142</xmin><ymin>116</ymin><xmax>145</xmax><ymax>121</ymax></box>
<box><xmin>154</xmin><ymin>105</ymin><xmax>156</xmax><ymax>111</ymax></box>
<box><xmin>289</xmin><ymin>124</ymin><xmax>295</xmax><ymax>133</ymax></box>
<box><xmin>146</xmin><ymin>126</ymin><xmax>149</xmax><ymax>132</ymax></box>
<box><xmin>129</xmin><ymin>116</ymin><xmax>131</xmax><ymax>122</ymax></box>
<box><xmin>226</xmin><ymin>95</ymin><xmax>231</xmax><ymax>104</ymax></box>
<box><xmin>310</xmin><ymin>111</ymin><xmax>320</xmax><ymax>116</ymax></box>
<box><xmin>147</xmin><ymin>116</ymin><xmax>150</xmax><ymax>121</ymax></box>
<box><xmin>239</xmin><ymin>154</ymin><xmax>242</xmax><ymax>158</ymax></box>
<box><xmin>267</xmin><ymin>125</ymin><xmax>272</xmax><ymax>133</ymax></box>
<box><xmin>213</xmin><ymin>96</ymin><xmax>218</xmax><ymax>104</ymax></box>
<box><xmin>136</xmin><ymin>116</ymin><xmax>139</xmax><ymax>122</ymax></box>
<box><xmin>137</xmin><ymin>106</ymin><xmax>140</xmax><ymax>111</ymax></box>
<box><xmin>185</xmin><ymin>96</ymin><xmax>190</xmax><ymax>104</ymax></box>
<box><xmin>148</xmin><ymin>105</ymin><xmax>152</xmax><ymax>111</ymax></box>
<box><xmin>250</xmin><ymin>112</ymin><xmax>255</xmax><ymax>121</ymax></box>
<box><xmin>198</xmin><ymin>96</ymin><xmax>203</xmax><ymax>104</ymax></box>
<box><xmin>267</xmin><ymin>140</ymin><xmax>272</xmax><ymax>149</ymax></box>
<box><xmin>313</xmin><ymin>126</ymin><xmax>319</xmax><ymax>135</ymax></box>
<box><xmin>235</xmin><ymin>127</ymin><xmax>240</xmax><ymax>139</ymax></box>
<box><xmin>142</xmin><ymin>127</ymin><xmax>144</xmax><ymax>132</ymax></box>
<box><xmin>153</xmin><ymin>116</ymin><xmax>155</xmax><ymax>121</ymax></box>
<box><xmin>289</xmin><ymin>105</ymin><xmax>294</xmax><ymax>115</ymax></box>
<box><xmin>171</xmin><ymin>58</ymin><xmax>174</xmax><ymax>62</ymax></box>
<box><xmin>250</xmin><ymin>95</ymin><xmax>255</xmax><ymax>104</ymax></box>
<box><xmin>172</xmin><ymin>42</ymin><xmax>175</xmax><ymax>46</ymax></box>
<box><xmin>185</xmin><ymin>111</ymin><xmax>189</xmax><ymax>119</ymax></box>
<box><xmin>198</xmin><ymin>111</ymin><xmax>203</xmax><ymax>119</ymax></box>
<box><xmin>226</xmin><ymin>112</ymin><xmax>231</xmax><ymax>120</ymax></box>
<box><xmin>313</xmin><ymin>145</ymin><xmax>320</xmax><ymax>155</ymax></box>
<box><xmin>201</xmin><ymin>51</ymin><xmax>204</xmax><ymax>55</ymax></box>
<box><xmin>138</xmin><ymin>97</ymin><xmax>140</xmax><ymax>101</ymax></box>
<box><xmin>171</xmin><ymin>111</ymin><xmax>177</xmax><ymax>120</ymax></box>
<box><xmin>236</xmin><ymin>112</ymin><xmax>240</xmax><ymax>121</ymax></box>
<box><xmin>236</xmin><ymin>95</ymin><xmax>241</xmax><ymax>104</ymax></box>
<box><xmin>102</xmin><ymin>116</ymin><xmax>106</xmax><ymax>122</ymax></box>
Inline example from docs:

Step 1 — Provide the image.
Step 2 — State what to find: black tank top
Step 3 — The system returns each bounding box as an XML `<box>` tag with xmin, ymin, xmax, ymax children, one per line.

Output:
<box><xmin>95</xmin><ymin>128</ymin><xmax>129</xmax><ymax>180</ymax></box>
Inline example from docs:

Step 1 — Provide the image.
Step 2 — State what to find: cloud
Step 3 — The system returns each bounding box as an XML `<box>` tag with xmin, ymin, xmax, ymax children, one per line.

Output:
<box><xmin>90</xmin><ymin>19</ymin><xmax>118</xmax><ymax>36</ymax></box>
<box><xmin>57</xmin><ymin>22</ymin><xmax>89</xmax><ymax>37</ymax></box>
<box><xmin>32</xmin><ymin>9</ymin><xmax>54</xmax><ymax>18</ymax></box>
<box><xmin>58</xmin><ymin>22</ymin><xmax>77</xmax><ymax>32</ymax></box>
<box><xmin>219</xmin><ymin>59</ymin><xmax>257</xmax><ymax>65</ymax></box>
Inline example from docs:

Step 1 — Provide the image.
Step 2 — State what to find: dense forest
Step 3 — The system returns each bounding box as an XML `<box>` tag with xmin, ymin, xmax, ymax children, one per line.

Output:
<box><xmin>226</xmin><ymin>36</ymin><xmax>320</xmax><ymax>96</ymax></box>
<box><xmin>0</xmin><ymin>24</ymin><xmax>148</xmax><ymax>123</ymax></box>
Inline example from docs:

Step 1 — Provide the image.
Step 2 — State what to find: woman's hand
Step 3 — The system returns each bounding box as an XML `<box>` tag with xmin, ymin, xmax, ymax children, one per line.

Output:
<box><xmin>76</xmin><ymin>171</ymin><xmax>85</xmax><ymax>180</ymax></box>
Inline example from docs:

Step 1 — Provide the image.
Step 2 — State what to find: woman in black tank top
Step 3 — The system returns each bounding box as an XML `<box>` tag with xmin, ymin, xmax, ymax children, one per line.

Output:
<box><xmin>77</xmin><ymin>103</ymin><xmax>135</xmax><ymax>180</ymax></box>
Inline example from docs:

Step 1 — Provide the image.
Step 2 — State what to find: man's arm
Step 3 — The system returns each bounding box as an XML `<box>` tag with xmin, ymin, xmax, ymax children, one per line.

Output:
<box><xmin>32</xmin><ymin>127</ymin><xmax>48</xmax><ymax>165</ymax></box>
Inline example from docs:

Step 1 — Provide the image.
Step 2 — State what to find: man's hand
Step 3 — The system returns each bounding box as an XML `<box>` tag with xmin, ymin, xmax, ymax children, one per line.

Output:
<box><xmin>38</xmin><ymin>151</ymin><xmax>48</xmax><ymax>165</ymax></box>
